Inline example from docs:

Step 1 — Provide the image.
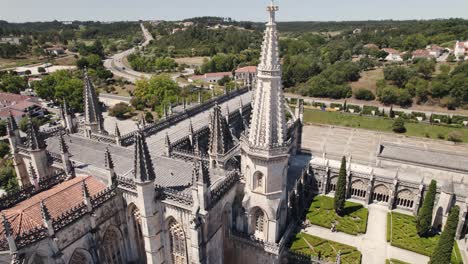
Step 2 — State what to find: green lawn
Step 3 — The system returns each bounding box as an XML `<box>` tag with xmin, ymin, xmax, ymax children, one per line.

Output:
<box><xmin>388</xmin><ymin>212</ymin><xmax>463</xmax><ymax>264</ymax></box>
<box><xmin>385</xmin><ymin>259</ymin><xmax>410</xmax><ymax>264</ymax></box>
<box><xmin>303</xmin><ymin>109</ymin><xmax>468</xmax><ymax>143</ymax></box>
<box><xmin>290</xmin><ymin>232</ymin><xmax>362</xmax><ymax>264</ymax></box>
<box><xmin>306</xmin><ymin>196</ymin><xmax>368</xmax><ymax>235</ymax></box>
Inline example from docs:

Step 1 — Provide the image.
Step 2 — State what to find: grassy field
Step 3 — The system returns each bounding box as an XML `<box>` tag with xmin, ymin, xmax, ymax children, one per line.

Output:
<box><xmin>290</xmin><ymin>232</ymin><xmax>362</xmax><ymax>264</ymax></box>
<box><xmin>303</xmin><ymin>109</ymin><xmax>468</xmax><ymax>143</ymax></box>
<box><xmin>174</xmin><ymin>56</ymin><xmax>209</xmax><ymax>66</ymax></box>
<box><xmin>388</xmin><ymin>212</ymin><xmax>463</xmax><ymax>264</ymax></box>
<box><xmin>306</xmin><ymin>196</ymin><xmax>368</xmax><ymax>235</ymax></box>
<box><xmin>350</xmin><ymin>67</ymin><xmax>383</xmax><ymax>95</ymax></box>
<box><xmin>385</xmin><ymin>259</ymin><xmax>410</xmax><ymax>264</ymax></box>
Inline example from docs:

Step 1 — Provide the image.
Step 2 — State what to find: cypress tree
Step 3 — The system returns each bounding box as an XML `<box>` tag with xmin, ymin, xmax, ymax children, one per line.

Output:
<box><xmin>429</xmin><ymin>206</ymin><xmax>460</xmax><ymax>264</ymax></box>
<box><xmin>389</xmin><ymin>106</ymin><xmax>395</xmax><ymax>118</ymax></box>
<box><xmin>416</xmin><ymin>180</ymin><xmax>437</xmax><ymax>237</ymax></box>
<box><xmin>334</xmin><ymin>156</ymin><xmax>347</xmax><ymax>216</ymax></box>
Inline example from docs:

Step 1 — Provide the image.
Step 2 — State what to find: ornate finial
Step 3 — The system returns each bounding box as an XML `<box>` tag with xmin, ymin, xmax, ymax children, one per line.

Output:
<box><xmin>165</xmin><ymin>132</ymin><xmax>171</xmax><ymax>146</ymax></box>
<box><xmin>28</xmin><ymin>162</ymin><xmax>37</xmax><ymax>181</ymax></box>
<box><xmin>133</xmin><ymin>129</ymin><xmax>156</xmax><ymax>182</ymax></box>
<box><xmin>188</xmin><ymin>119</ymin><xmax>194</xmax><ymax>135</ymax></box>
<box><xmin>114</xmin><ymin>123</ymin><xmax>121</xmax><ymax>138</ymax></box>
<box><xmin>104</xmin><ymin>147</ymin><xmax>114</xmax><ymax>169</ymax></box>
<box><xmin>193</xmin><ymin>159</ymin><xmax>210</xmax><ymax>186</ymax></box>
<box><xmin>81</xmin><ymin>180</ymin><xmax>90</xmax><ymax>199</ymax></box>
<box><xmin>40</xmin><ymin>201</ymin><xmax>51</xmax><ymax>221</ymax></box>
<box><xmin>2</xmin><ymin>214</ymin><xmax>12</xmax><ymax>237</ymax></box>
<box><xmin>27</xmin><ymin>115</ymin><xmax>46</xmax><ymax>150</ymax></box>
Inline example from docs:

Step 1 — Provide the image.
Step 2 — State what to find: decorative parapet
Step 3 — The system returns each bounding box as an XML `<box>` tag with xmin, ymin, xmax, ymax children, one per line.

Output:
<box><xmin>41</xmin><ymin>127</ymin><xmax>64</xmax><ymax>138</ymax></box>
<box><xmin>209</xmin><ymin>170</ymin><xmax>239</xmax><ymax>208</ymax></box>
<box><xmin>90</xmin><ymin>133</ymin><xmax>117</xmax><ymax>144</ymax></box>
<box><xmin>230</xmin><ymin>229</ymin><xmax>280</xmax><ymax>255</ymax></box>
<box><xmin>119</xmin><ymin>87</ymin><xmax>249</xmax><ymax>147</ymax></box>
<box><xmin>15</xmin><ymin>226</ymin><xmax>48</xmax><ymax>249</ymax></box>
<box><xmin>52</xmin><ymin>203</ymin><xmax>87</xmax><ymax>230</ymax></box>
<box><xmin>90</xmin><ymin>187</ymin><xmax>117</xmax><ymax>208</ymax></box>
<box><xmin>158</xmin><ymin>186</ymin><xmax>193</xmax><ymax>206</ymax></box>
<box><xmin>171</xmin><ymin>149</ymin><xmax>208</xmax><ymax>162</ymax></box>
<box><xmin>116</xmin><ymin>176</ymin><xmax>136</xmax><ymax>191</ymax></box>
<box><xmin>240</xmin><ymin>134</ymin><xmax>291</xmax><ymax>157</ymax></box>
<box><xmin>0</xmin><ymin>172</ymin><xmax>67</xmax><ymax>210</ymax></box>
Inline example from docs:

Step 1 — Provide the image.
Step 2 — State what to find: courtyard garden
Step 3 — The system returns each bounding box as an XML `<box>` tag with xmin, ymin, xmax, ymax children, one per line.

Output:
<box><xmin>388</xmin><ymin>212</ymin><xmax>463</xmax><ymax>264</ymax></box>
<box><xmin>306</xmin><ymin>196</ymin><xmax>368</xmax><ymax>235</ymax></box>
<box><xmin>290</xmin><ymin>232</ymin><xmax>362</xmax><ymax>264</ymax></box>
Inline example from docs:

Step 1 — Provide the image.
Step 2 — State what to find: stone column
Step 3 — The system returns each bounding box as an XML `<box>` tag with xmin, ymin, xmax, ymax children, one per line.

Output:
<box><xmin>388</xmin><ymin>179</ymin><xmax>398</xmax><ymax>210</ymax></box>
<box><xmin>365</xmin><ymin>173</ymin><xmax>375</xmax><ymax>205</ymax></box>
<box><xmin>413</xmin><ymin>181</ymin><xmax>425</xmax><ymax>216</ymax></box>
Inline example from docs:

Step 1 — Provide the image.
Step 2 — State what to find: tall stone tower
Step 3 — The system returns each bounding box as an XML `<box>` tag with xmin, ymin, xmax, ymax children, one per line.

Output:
<box><xmin>240</xmin><ymin>0</ymin><xmax>289</xmax><ymax>243</ymax></box>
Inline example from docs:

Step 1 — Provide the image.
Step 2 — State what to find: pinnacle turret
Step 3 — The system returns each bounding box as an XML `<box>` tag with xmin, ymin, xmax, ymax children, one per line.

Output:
<box><xmin>192</xmin><ymin>159</ymin><xmax>210</xmax><ymax>187</ymax></box>
<box><xmin>209</xmin><ymin>104</ymin><xmax>233</xmax><ymax>156</ymax></box>
<box><xmin>104</xmin><ymin>147</ymin><xmax>114</xmax><ymax>170</ymax></box>
<box><xmin>247</xmin><ymin>0</ymin><xmax>286</xmax><ymax>149</ymax></box>
<box><xmin>114</xmin><ymin>123</ymin><xmax>121</xmax><ymax>138</ymax></box>
<box><xmin>133</xmin><ymin>130</ymin><xmax>156</xmax><ymax>182</ymax></box>
<box><xmin>83</xmin><ymin>68</ymin><xmax>105</xmax><ymax>134</ymax></box>
<box><xmin>27</xmin><ymin>116</ymin><xmax>46</xmax><ymax>150</ymax></box>
<box><xmin>28</xmin><ymin>162</ymin><xmax>37</xmax><ymax>181</ymax></box>
<box><xmin>58</xmin><ymin>133</ymin><xmax>68</xmax><ymax>154</ymax></box>
<box><xmin>81</xmin><ymin>180</ymin><xmax>90</xmax><ymax>199</ymax></box>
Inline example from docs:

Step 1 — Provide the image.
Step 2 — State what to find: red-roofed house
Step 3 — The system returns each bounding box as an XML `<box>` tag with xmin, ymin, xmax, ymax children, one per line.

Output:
<box><xmin>382</xmin><ymin>48</ymin><xmax>403</xmax><ymax>62</ymax></box>
<box><xmin>412</xmin><ymin>49</ymin><xmax>432</xmax><ymax>59</ymax></box>
<box><xmin>235</xmin><ymin>66</ymin><xmax>257</xmax><ymax>85</ymax></box>
<box><xmin>427</xmin><ymin>45</ymin><xmax>445</xmax><ymax>58</ymax></box>
<box><xmin>0</xmin><ymin>92</ymin><xmax>44</xmax><ymax>122</ymax></box>
<box><xmin>188</xmin><ymin>72</ymin><xmax>233</xmax><ymax>83</ymax></box>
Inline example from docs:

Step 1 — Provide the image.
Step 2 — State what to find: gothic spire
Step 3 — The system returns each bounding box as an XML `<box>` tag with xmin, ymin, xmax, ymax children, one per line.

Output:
<box><xmin>209</xmin><ymin>104</ymin><xmax>233</xmax><ymax>155</ymax></box>
<box><xmin>192</xmin><ymin>159</ymin><xmax>210</xmax><ymax>186</ymax></box>
<box><xmin>114</xmin><ymin>123</ymin><xmax>121</xmax><ymax>138</ymax></box>
<box><xmin>83</xmin><ymin>68</ymin><xmax>104</xmax><ymax>132</ymax></box>
<box><xmin>1</xmin><ymin>214</ymin><xmax>12</xmax><ymax>237</ymax></box>
<box><xmin>40</xmin><ymin>201</ymin><xmax>51</xmax><ymax>221</ymax></box>
<box><xmin>27</xmin><ymin>116</ymin><xmax>46</xmax><ymax>150</ymax></box>
<box><xmin>247</xmin><ymin>0</ymin><xmax>286</xmax><ymax>149</ymax></box>
<box><xmin>81</xmin><ymin>180</ymin><xmax>90</xmax><ymax>199</ymax></box>
<box><xmin>8</xmin><ymin>111</ymin><xmax>18</xmax><ymax>131</ymax></box>
<box><xmin>104</xmin><ymin>147</ymin><xmax>114</xmax><ymax>170</ymax></box>
<box><xmin>28</xmin><ymin>162</ymin><xmax>37</xmax><ymax>181</ymax></box>
<box><xmin>133</xmin><ymin>130</ymin><xmax>156</xmax><ymax>182</ymax></box>
<box><xmin>58</xmin><ymin>132</ymin><xmax>68</xmax><ymax>154</ymax></box>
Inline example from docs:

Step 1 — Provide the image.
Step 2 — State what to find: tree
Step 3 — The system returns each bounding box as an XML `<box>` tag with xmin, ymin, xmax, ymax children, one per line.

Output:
<box><xmin>447</xmin><ymin>131</ymin><xmax>462</xmax><ymax>143</ymax></box>
<box><xmin>134</xmin><ymin>74</ymin><xmax>180</xmax><ymax>110</ymax></box>
<box><xmin>37</xmin><ymin>67</ymin><xmax>46</xmax><ymax>74</ymax></box>
<box><xmin>416</xmin><ymin>180</ymin><xmax>437</xmax><ymax>237</ymax></box>
<box><xmin>414</xmin><ymin>59</ymin><xmax>436</xmax><ymax>79</ymax></box>
<box><xmin>383</xmin><ymin>65</ymin><xmax>415</xmax><ymax>88</ymax></box>
<box><xmin>429</xmin><ymin>206</ymin><xmax>460</xmax><ymax>264</ymax></box>
<box><xmin>392</xmin><ymin>117</ymin><xmax>406</xmax><ymax>133</ymax></box>
<box><xmin>145</xmin><ymin>111</ymin><xmax>154</xmax><ymax>123</ymax></box>
<box><xmin>389</xmin><ymin>106</ymin><xmax>395</xmax><ymax>118</ymax></box>
<box><xmin>0</xmin><ymin>142</ymin><xmax>10</xmax><ymax>158</ymax></box>
<box><xmin>24</xmin><ymin>70</ymin><xmax>32</xmax><ymax>76</ymax></box>
<box><xmin>109</xmin><ymin>102</ymin><xmax>132</xmax><ymax>119</ymax></box>
<box><xmin>0</xmin><ymin>120</ymin><xmax>6</xmax><ymax>137</ymax></box>
<box><xmin>355</xmin><ymin>89</ymin><xmax>375</xmax><ymax>101</ymax></box>
<box><xmin>0</xmin><ymin>163</ymin><xmax>18</xmax><ymax>193</ymax></box>
<box><xmin>334</xmin><ymin>156</ymin><xmax>347</xmax><ymax>216</ymax></box>
<box><xmin>217</xmin><ymin>75</ymin><xmax>231</xmax><ymax>86</ymax></box>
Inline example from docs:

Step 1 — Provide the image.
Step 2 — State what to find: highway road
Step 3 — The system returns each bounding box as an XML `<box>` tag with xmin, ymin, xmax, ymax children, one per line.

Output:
<box><xmin>103</xmin><ymin>23</ymin><xmax>154</xmax><ymax>83</ymax></box>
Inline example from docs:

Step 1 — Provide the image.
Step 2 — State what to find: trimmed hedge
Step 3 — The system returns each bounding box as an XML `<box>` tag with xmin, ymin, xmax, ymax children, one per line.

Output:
<box><xmin>347</xmin><ymin>104</ymin><xmax>362</xmax><ymax>113</ymax></box>
<box><xmin>362</xmin><ymin>105</ymin><xmax>380</xmax><ymax>115</ymax></box>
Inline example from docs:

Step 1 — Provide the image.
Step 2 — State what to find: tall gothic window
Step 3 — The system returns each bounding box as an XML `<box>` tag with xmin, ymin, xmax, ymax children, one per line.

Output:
<box><xmin>253</xmin><ymin>209</ymin><xmax>266</xmax><ymax>240</ymax></box>
<box><xmin>70</xmin><ymin>250</ymin><xmax>92</xmax><ymax>264</ymax></box>
<box><xmin>169</xmin><ymin>221</ymin><xmax>187</xmax><ymax>264</ymax></box>
<box><xmin>131</xmin><ymin>207</ymin><xmax>146</xmax><ymax>262</ymax></box>
<box><xmin>101</xmin><ymin>228</ymin><xmax>123</xmax><ymax>264</ymax></box>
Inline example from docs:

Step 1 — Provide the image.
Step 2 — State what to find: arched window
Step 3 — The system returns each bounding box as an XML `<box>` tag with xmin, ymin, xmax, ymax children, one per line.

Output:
<box><xmin>69</xmin><ymin>249</ymin><xmax>93</xmax><ymax>264</ymax></box>
<box><xmin>131</xmin><ymin>206</ymin><xmax>146</xmax><ymax>262</ymax></box>
<box><xmin>253</xmin><ymin>171</ymin><xmax>264</xmax><ymax>192</ymax></box>
<box><xmin>169</xmin><ymin>221</ymin><xmax>187</xmax><ymax>264</ymax></box>
<box><xmin>253</xmin><ymin>208</ymin><xmax>267</xmax><ymax>240</ymax></box>
<box><xmin>101</xmin><ymin>228</ymin><xmax>123</xmax><ymax>264</ymax></box>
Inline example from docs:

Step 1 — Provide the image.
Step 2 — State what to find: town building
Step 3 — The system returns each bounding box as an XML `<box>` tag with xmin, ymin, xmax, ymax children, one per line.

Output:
<box><xmin>235</xmin><ymin>66</ymin><xmax>257</xmax><ymax>86</ymax></box>
<box><xmin>382</xmin><ymin>48</ymin><xmax>403</xmax><ymax>62</ymax></box>
<box><xmin>412</xmin><ymin>49</ymin><xmax>432</xmax><ymax>59</ymax></box>
<box><xmin>454</xmin><ymin>40</ymin><xmax>468</xmax><ymax>60</ymax></box>
<box><xmin>0</xmin><ymin>37</ymin><xmax>21</xmax><ymax>45</ymax></box>
<box><xmin>0</xmin><ymin>92</ymin><xmax>45</xmax><ymax>122</ymax></box>
<box><xmin>188</xmin><ymin>72</ymin><xmax>233</xmax><ymax>83</ymax></box>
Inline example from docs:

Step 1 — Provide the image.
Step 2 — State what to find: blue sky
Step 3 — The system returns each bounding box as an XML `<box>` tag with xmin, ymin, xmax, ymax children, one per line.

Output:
<box><xmin>2</xmin><ymin>0</ymin><xmax>468</xmax><ymax>22</ymax></box>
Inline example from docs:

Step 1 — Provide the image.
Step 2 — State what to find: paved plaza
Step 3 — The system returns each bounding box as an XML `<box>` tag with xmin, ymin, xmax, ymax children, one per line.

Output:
<box><xmin>302</xmin><ymin>124</ymin><xmax>468</xmax><ymax>166</ymax></box>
